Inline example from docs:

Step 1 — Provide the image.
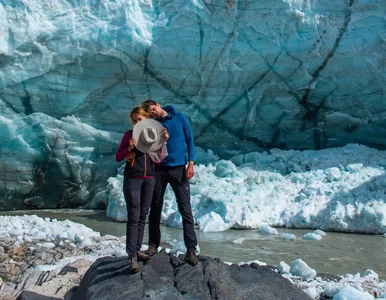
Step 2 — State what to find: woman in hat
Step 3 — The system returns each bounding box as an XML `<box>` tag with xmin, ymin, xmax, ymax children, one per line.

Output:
<box><xmin>115</xmin><ymin>106</ymin><xmax>168</xmax><ymax>273</ymax></box>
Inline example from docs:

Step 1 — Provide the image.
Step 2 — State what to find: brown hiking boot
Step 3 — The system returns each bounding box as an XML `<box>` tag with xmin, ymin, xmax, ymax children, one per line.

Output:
<box><xmin>185</xmin><ymin>248</ymin><xmax>198</xmax><ymax>266</ymax></box>
<box><xmin>129</xmin><ymin>256</ymin><xmax>139</xmax><ymax>273</ymax></box>
<box><xmin>145</xmin><ymin>244</ymin><xmax>158</xmax><ymax>256</ymax></box>
<box><xmin>137</xmin><ymin>251</ymin><xmax>150</xmax><ymax>262</ymax></box>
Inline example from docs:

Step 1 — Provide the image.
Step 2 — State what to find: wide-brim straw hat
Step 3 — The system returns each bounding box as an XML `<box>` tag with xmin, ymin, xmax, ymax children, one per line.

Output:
<box><xmin>132</xmin><ymin>119</ymin><xmax>166</xmax><ymax>153</ymax></box>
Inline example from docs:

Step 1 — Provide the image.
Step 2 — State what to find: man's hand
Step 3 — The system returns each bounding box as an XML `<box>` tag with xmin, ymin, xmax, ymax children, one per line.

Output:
<box><xmin>186</xmin><ymin>161</ymin><xmax>194</xmax><ymax>180</ymax></box>
<box><xmin>162</xmin><ymin>128</ymin><xmax>169</xmax><ymax>142</ymax></box>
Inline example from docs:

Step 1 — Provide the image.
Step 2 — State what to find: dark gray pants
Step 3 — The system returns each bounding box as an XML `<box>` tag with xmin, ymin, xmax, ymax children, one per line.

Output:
<box><xmin>123</xmin><ymin>176</ymin><xmax>155</xmax><ymax>258</ymax></box>
<box><xmin>148</xmin><ymin>165</ymin><xmax>197</xmax><ymax>250</ymax></box>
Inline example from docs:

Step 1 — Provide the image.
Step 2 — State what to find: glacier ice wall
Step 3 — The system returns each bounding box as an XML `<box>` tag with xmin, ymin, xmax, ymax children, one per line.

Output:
<box><xmin>0</xmin><ymin>0</ymin><xmax>386</xmax><ymax>209</ymax></box>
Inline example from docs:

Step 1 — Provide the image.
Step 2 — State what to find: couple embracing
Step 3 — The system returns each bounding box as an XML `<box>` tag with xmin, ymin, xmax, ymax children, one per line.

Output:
<box><xmin>115</xmin><ymin>100</ymin><xmax>198</xmax><ymax>273</ymax></box>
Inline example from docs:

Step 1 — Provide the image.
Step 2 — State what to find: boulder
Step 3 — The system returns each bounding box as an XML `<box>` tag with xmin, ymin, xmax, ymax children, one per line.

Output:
<box><xmin>73</xmin><ymin>251</ymin><xmax>311</xmax><ymax>300</ymax></box>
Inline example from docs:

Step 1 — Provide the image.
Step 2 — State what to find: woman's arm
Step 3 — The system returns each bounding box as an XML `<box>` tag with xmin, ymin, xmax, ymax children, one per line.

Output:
<box><xmin>115</xmin><ymin>130</ymin><xmax>133</xmax><ymax>162</ymax></box>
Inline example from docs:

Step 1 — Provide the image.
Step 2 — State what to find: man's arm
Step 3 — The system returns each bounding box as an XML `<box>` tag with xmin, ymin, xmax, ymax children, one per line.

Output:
<box><xmin>186</xmin><ymin>161</ymin><xmax>194</xmax><ymax>180</ymax></box>
<box><xmin>181</xmin><ymin>114</ymin><xmax>195</xmax><ymax>179</ymax></box>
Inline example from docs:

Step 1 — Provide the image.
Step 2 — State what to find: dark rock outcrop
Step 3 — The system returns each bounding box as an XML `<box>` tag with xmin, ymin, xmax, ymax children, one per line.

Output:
<box><xmin>73</xmin><ymin>250</ymin><xmax>311</xmax><ymax>300</ymax></box>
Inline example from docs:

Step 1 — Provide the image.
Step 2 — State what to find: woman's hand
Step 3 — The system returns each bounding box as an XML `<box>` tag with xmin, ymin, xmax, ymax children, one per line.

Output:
<box><xmin>126</xmin><ymin>138</ymin><xmax>136</xmax><ymax>161</ymax></box>
<box><xmin>128</xmin><ymin>138</ymin><xmax>136</xmax><ymax>151</ymax></box>
<box><xmin>126</xmin><ymin>152</ymin><xmax>135</xmax><ymax>161</ymax></box>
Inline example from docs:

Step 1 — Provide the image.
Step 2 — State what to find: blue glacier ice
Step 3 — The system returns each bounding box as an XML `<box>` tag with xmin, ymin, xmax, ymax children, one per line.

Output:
<box><xmin>0</xmin><ymin>0</ymin><xmax>386</xmax><ymax>211</ymax></box>
<box><xmin>105</xmin><ymin>144</ymin><xmax>386</xmax><ymax>234</ymax></box>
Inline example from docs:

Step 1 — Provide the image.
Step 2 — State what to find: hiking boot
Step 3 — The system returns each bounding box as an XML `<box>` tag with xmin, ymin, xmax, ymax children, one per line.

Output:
<box><xmin>129</xmin><ymin>256</ymin><xmax>139</xmax><ymax>273</ymax></box>
<box><xmin>137</xmin><ymin>251</ymin><xmax>150</xmax><ymax>262</ymax></box>
<box><xmin>185</xmin><ymin>248</ymin><xmax>198</xmax><ymax>266</ymax></box>
<box><xmin>145</xmin><ymin>244</ymin><xmax>158</xmax><ymax>256</ymax></box>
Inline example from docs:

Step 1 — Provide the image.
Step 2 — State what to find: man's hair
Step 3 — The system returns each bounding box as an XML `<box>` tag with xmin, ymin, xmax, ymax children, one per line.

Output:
<box><xmin>141</xmin><ymin>100</ymin><xmax>158</xmax><ymax>113</ymax></box>
<box><xmin>129</xmin><ymin>106</ymin><xmax>149</xmax><ymax>124</ymax></box>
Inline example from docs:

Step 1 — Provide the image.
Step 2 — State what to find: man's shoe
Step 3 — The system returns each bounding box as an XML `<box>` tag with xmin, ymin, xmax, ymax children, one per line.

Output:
<box><xmin>137</xmin><ymin>251</ymin><xmax>150</xmax><ymax>262</ymax></box>
<box><xmin>185</xmin><ymin>248</ymin><xmax>198</xmax><ymax>266</ymax></box>
<box><xmin>129</xmin><ymin>256</ymin><xmax>139</xmax><ymax>273</ymax></box>
<box><xmin>145</xmin><ymin>244</ymin><xmax>158</xmax><ymax>256</ymax></box>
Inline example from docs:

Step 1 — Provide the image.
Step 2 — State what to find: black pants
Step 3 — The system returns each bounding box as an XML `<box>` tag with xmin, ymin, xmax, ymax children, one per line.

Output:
<box><xmin>148</xmin><ymin>165</ymin><xmax>197</xmax><ymax>249</ymax></box>
<box><xmin>123</xmin><ymin>176</ymin><xmax>155</xmax><ymax>258</ymax></box>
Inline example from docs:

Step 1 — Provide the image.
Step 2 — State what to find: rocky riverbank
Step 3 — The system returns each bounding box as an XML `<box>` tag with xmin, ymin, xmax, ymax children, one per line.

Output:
<box><xmin>0</xmin><ymin>235</ymin><xmax>120</xmax><ymax>299</ymax></box>
<box><xmin>0</xmin><ymin>236</ymin><xmax>312</xmax><ymax>300</ymax></box>
<box><xmin>1</xmin><ymin>234</ymin><xmax>384</xmax><ymax>300</ymax></box>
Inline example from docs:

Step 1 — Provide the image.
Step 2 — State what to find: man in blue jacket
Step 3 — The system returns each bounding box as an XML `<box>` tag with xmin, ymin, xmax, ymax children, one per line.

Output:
<box><xmin>141</xmin><ymin>100</ymin><xmax>198</xmax><ymax>266</ymax></box>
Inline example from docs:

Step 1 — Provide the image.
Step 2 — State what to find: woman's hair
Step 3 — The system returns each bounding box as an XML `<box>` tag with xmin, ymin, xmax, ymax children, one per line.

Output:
<box><xmin>141</xmin><ymin>100</ymin><xmax>158</xmax><ymax>113</ymax></box>
<box><xmin>129</xmin><ymin>106</ymin><xmax>149</xmax><ymax>124</ymax></box>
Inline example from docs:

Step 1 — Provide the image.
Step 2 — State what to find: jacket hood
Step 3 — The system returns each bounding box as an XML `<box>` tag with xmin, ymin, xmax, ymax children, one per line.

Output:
<box><xmin>163</xmin><ymin>105</ymin><xmax>176</xmax><ymax>116</ymax></box>
<box><xmin>158</xmin><ymin>105</ymin><xmax>176</xmax><ymax>120</ymax></box>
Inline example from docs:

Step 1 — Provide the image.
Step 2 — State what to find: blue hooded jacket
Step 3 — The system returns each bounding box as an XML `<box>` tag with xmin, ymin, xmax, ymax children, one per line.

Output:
<box><xmin>156</xmin><ymin>105</ymin><xmax>195</xmax><ymax>167</ymax></box>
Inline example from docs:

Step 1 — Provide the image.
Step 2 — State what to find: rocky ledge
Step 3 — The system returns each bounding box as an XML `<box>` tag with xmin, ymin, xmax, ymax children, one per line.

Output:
<box><xmin>72</xmin><ymin>250</ymin><xmax>311</xmax><ymax>300</ymax></box>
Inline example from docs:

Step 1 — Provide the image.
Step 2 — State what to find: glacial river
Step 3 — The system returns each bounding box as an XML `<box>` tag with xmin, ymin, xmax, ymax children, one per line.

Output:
<box><xmin>2</xmin><ymin>209</ymin><xmax>386</xmax><ymax>280</ymax></box>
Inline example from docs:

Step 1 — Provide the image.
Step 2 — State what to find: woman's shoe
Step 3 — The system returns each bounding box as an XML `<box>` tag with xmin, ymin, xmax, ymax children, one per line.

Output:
<box><xmin>129</xmin><ymin>256</ymin><xmax>139</xmax><ymax>273</ymax></box>
<box><xmin>137</xmin><ymin>251</ymin><xmax>150</xmax><ymax>262</ymax></box>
